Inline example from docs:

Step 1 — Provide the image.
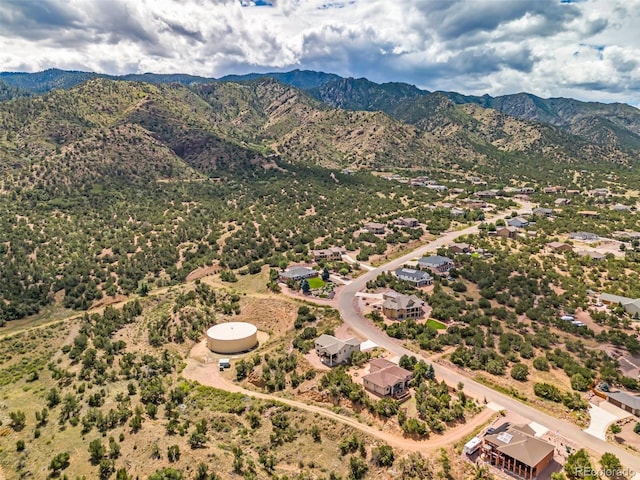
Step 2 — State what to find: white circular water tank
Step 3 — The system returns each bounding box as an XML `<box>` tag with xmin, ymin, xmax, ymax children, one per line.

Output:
<box><xmin>206</xmin><ymin>322</ymin><xmax>258</xmax><ymax>354</ymax></box>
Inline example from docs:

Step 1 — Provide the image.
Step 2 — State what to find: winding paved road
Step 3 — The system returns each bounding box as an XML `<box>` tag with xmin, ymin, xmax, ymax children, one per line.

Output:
<box><xmin>337</xmin><ymin>202</ymin><xmax>640</xmax><ymax>477</ymax></box>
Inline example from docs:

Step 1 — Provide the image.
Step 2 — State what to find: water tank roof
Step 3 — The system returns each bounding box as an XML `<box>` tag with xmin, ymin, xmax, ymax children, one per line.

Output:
<box><xmin>207</xmin><ymin>322</ymin><xmax>257</xmax><ymax>341</ymax></box>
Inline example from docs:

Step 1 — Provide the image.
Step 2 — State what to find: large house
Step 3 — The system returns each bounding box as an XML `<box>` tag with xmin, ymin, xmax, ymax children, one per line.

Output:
<box><xmin>382</xmin><ymin>291</ymin><xmax>425</xmax><ymax>320</ymax></box>
<box><xmin>393</xmin><ymin>217</ymin><xmax>420</xmax><ymax>228</ymax></box>
<box><xmin>418</xmin><ymin>255</ymin><xmax>454</xmax><ymax>274</ymax></box>
<box><xmin>495</xmin><ymin>226</ymin><xmax>518</xmax><ymax>239</ymax></box>
<box><xmin>448</xmin><ymin>242</ymin><xmax>471</xmax><ymax>254</ymax></box>
<box><xmin>362</xmin><ymin>358</ymin><xmax>412</xmax><ymax>398</ymax></box>
<box><xmin>280</xmin><ymin>266</ymin><xmax>318</xmax><ymax>282</ymax></box>
<box><xmin>599</xmin><ymin>293</ymin><xmax>640</xmax><ymax>317</ymax></box>
<box><xmin>532</xmin><ymin>207</ymin><xmax>553</xmax><ymax>217</ymax></box>
<box><xmin>482</xmin><ymin>424</ymin><xmax>555</xmax><ymax>480</ymax></box>
<box><xmin>577</xmin><ymin>250</ymin><xmax>606</xmax><ymax>261</ymax></box>
<box><xmin>312</xmin><ymin>246</ymin><xmax>346</xmax><ymax>262</ymax></box>
<box><xmin>607</xmin><ymin>391</ymin><xmax>640</xmax><ymax>417</ymax></box>
<box><xmin>314</xmin><ymin>334</ymin><xmax>361</xmax><ymax>367</ymax></box>
<box><xmin>547</xmin><ymin>241</ymin><xmax>573</xmax><ymax>253</ymax></box>
<box><xmin>394</xmin><ymin>268</ymin><xmax>433</xmax><ymax>287</ymax></box>
<box><xmin>507</xmin><ymin>217</ymin><xmax>529</xmax><ymax>229</ymax></box>
<box><xmin>364</xmin><ymin>222</ymin><xmax>386</xmax><ymax>234</ymax></box>
<box><xmin>568</xmin><ymin>231</ymin><xmax>599</xmax><ymax>241</ymax></box>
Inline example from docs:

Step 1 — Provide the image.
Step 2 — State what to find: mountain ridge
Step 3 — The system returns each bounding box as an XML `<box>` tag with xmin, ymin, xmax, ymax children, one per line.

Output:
<box><xmin>3</xmin><ymin>68</ymin><xmax>638</xmax><ymax>152</ymax></box>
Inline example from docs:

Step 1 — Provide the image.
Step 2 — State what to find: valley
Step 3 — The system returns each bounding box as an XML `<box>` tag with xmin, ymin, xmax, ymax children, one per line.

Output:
<box><xmin>1</xmin><ymin>70</ymin><xmax>640</xmax><ymax>480</ymax></box>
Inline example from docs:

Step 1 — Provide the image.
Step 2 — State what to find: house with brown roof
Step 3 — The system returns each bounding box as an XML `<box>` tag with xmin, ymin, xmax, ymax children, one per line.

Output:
<box><xmin>463</xmin><ymin>200</ymin><xmax>488</xmax><ymax>209</ymax></box>
<box><xmin>364</xmin><ymin>222</ymin><xmax>386</xmax><ymax>234</ymax></box>
<box><xmin>482</xmin><ymin>424</ymin><xmax>555</xmax><ymax>480</ymax></box>
<box><xmin>577</xmin><ymin>250</ymin><xmax>606</xmax><ymax>261</ymax></box>
<box><xmin>547</xmin><ymin>241</ymin><xmax>573</xmax><ymax>253</ymax></box>
<box><xmin>393</xmin><ymin>217</ymin><xmax>420</xmax><ymax>228</ymax></box>
<box><xmin>382</xmin><ymin>291</ymin><xmax>425</xmax><ymax>320</ymax></box>
<box><xmin>312</xmin><ymin>246</ymin><xmax>346</xmax><ymax>262</ymax></box>
<box><xmin>554</xmin><ymin>198</ymin><xmax>571</xmax><ymax>206</ymax></box>
<box><xmin>578</xmin><ymin>210</ymin><xmax>600</xmax><ymax>218</ymax></box>
<box><xmin>448</xmin><ymin>242</ymin><xmax>471</xmax><ymax>254</ymax></box>
<box><xmin>362</xmin><ymin>358</ymin><xmax>412</xmax><ymax>399</ymax></box>
<box><xmin>495</xmin><ymin>226</ymin><xmax>518</xmax><ymax>239</ymax></box>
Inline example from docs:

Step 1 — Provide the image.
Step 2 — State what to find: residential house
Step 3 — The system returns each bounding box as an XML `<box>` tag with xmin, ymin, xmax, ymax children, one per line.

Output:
<box><xmin>418</xmin><ymin>255</ymin><xmax>454</xmax><ymax>274</ymax></box>
<box><xmin>599</xmin><ymin>293</ymin><xmax>640</xmax><ymax>317</ymax></box>
<box><xmin>507</xmin><ymin>217</ymin><xmax>529</xmax><ymax>228</ymax></box>
<box><xmin>612</xmin><ymin>204</ymin><xmax>631</xmax><ymax>211</ymax></box>
<box><xmin>364</xmin><ymin>222</ymin><xmax>386</xmax><ymax>234</ymax></box>
<box><xmin>495</xmin><ymin>226</ymin><xmax>518</xmax><ymax>239</ymax></box>
<box><xmin>578</xmin><ymin>210</ymin><xmax>600</xmax><ymax>218</ymax></box>
<box><xmin>476</xmin><ymin>190</ymin><xmax>498</xmax><ymax>198</ymax></box>
<box><xmin>426</xmin><ymin>184</ymin><xmax>448</xmax><ymax>191</ymax></box>
<box><xmin>394</xmin><ymin>268</ymin><xmax>433</xmax><ymax>287</ymax></box>
<box><xmin>532</xmin><ymin>207</ymin><xmax>553</xmax><ymax>217</ymax></box>
<box><xmin>577</xmin><ymin>250</ymin><xmax>606</xmax><ymax>261</ymax></box>
<box><xmin>547</xmin><ymin>241</ymin><xmax>573</xmax><ymax>253</ymax></box>
<box><xmin>450</xmin><ymin>188</ymin><xmax>465</xmax><ymax>194</ymax></box>
<box><xmin>590</xmin><ymin>188</ymin><xmax>610</xmax><ymax>197</ymax></box>
<box><xmin>393</xmin><ymin>217</ymin><xmax>420</xmax><ymax>228</ymax></box>
<box><xmin>520</xmin><ymin>187</ymin><xmax>535</xmax><ymax>194</ymax></box>
<box><xmin>314</xmin><ymin>334</ymin><xmax>361</xmax><ymax>367</ymax></box>
<box><xmin>280</xmin><ymin>266</ymin><xmax>318</xmax><ymax>282</ymax></box>
<box><xmin>382</xmin><ymin>292</ymin><xmax>425</xmax><ymax>320</ymax></box>
<box><xmin>448</xmin><ymin>243</ymin><xmax>471</xmax><ymax>254</ymax></box>
<box><xmin>554</xmin><ymin>198</ymin><xmax>571</xmax><ymax>206</ymax></box>
<box><xmin>543</xmin><ymin>186</ymin><xmax>565</xmax><ymax>193</ymax></box>
<box><xmin>362</xmin><ymin>358</ymin><xmax>412</xmax><ymax>399</ymax></box>
<box><xmin>607</xmin><ymin>391</ymin><xmax>640</xmax><ymax>417</ymax></box>
<box><xmin>482</xmin><ymin>425</ymin><xmax>555</xmax><ymax>480</ymax></box>
<box><xmin>566</xmin><ymin>189</ymin><xmax>581</xmax><ymax>195</ymax></box>
<box><xmin>463</xmin><ymin>200</ymin><xmax>487</xmax><ymax>209</ymax></box>
<box><xmin>450</xmin><ymin>207</ymin><xmax>466</xmax><ymax>218</ymax></box>
<box><xmin>568</xmin><ymin>231</ymin><xmax>599</xmax><ymax>241</ymax></box>
<box><xmin>312</xmin><ymin>246</ymin><xmax>346</xmax><ymax>262</ymax></box>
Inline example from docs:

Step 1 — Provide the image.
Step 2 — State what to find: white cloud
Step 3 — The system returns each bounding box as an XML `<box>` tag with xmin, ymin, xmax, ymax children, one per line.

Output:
<box><xmin>0</xmin><ymin>0</ymin><xmax>639</xmax><ymax>105</ymax></box>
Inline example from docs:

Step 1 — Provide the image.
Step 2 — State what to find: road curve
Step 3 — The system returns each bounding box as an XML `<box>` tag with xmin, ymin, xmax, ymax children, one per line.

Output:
<box><xmin>337</xmin><ymin>203</ymin><xmax>640</xmax><ymax>475</ymax></box>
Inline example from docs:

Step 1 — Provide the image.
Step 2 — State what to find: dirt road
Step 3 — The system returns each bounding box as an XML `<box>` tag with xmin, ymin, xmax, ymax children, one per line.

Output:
<box><xmin>182</xmin><ymin>340</ymin><xmax>495</xmax><ymax>452</ymax></box>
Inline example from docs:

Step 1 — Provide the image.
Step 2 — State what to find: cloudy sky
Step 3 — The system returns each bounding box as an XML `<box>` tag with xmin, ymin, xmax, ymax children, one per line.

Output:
<box><xmin>1</xmin><ymin>0</ymin><xmax>639</xmax><ymax>105</ymax></box>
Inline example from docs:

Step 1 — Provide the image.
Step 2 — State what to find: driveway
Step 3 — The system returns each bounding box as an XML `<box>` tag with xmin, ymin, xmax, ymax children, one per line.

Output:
<box><xmin>584</xmin><ymin>402</ymin><xmax>631</xmax><ymax>440</ymax></box>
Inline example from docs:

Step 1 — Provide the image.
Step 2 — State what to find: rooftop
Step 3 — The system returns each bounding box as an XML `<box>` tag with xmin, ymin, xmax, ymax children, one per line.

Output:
<box><xmin>484</xmin><ymin>425</ymin><xmax>554</xmax><ymax>468</ymax></box>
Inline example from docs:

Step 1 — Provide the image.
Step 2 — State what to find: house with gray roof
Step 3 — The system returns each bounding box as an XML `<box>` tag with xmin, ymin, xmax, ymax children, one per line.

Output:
<box><xmin>394</xmin><ymin>268</ymin><xmax>433</xmax><ymax>287</ymax></box>
<box><xmin>607</xmin><ymin>391</ymin><xmax>640</xmax><ymax>416</ymax></box>
<box><xmin>507</xmin><ymin>217</ymin><xmax>529</xmax><ymax>229</ymax></box>
<box><xmin>279</xmin><ymin>266</ymin><xmax>318</xmax><ymax>282</ymax></box>
<box><xmin>599</xmin><ymin>293</ymin><xmax>640</xmax><ymax>318</ymax></box>
<box><xmin>532</xmin><ymin>207</ymin><xmax>553</xmax><ymax>217</ymax></box>
<box><xmin>417</xmin><ymin>255</ymin><xmax>454</xmax><ymax>274</ymax></box>
<box><xmin>314</xmin><ymin>334</ymin><xmax>360</xmax><ymax>367</ymax></box>
<box><xmin>364</xmin><ymin>222</ymin><xmax>386</xmax><ymax>234</ymax></box>
<box><xmin>568</xmin><ymin>231</ymin><xmax>599</xmax><ymax>241</ymax></box>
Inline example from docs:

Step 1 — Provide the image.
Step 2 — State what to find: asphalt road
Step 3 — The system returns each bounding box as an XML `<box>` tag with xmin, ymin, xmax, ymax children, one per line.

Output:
<box><xmin>337</xmin><ymin>203</ymin><xmax>640</xmax><ymax>477</ymax></box>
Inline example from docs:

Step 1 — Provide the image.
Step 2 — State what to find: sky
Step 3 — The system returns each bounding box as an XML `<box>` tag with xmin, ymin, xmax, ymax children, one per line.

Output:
<box><xmin>1</xmin><ymin>0</ymin><xmax>639</xmax><ymax>106</ymax></box>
